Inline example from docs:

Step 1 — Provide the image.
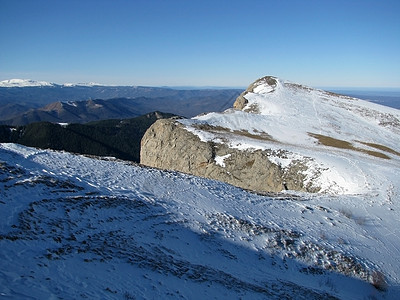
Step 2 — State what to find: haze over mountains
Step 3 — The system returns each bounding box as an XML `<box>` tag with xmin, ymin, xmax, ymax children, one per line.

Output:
<box><xmin>1</xmin><ymin>78</ymin><xmax>399</xmax><ymax>126</ymax></box>
<box><xmin>329</xmin><ymin>89</ymin><xmax>400</xmax><ymax>110</ymax></box>
<box><xmin>0</xmin><ymin>79</ymin><xmax>241</xmax><ymax>125</ymax></box>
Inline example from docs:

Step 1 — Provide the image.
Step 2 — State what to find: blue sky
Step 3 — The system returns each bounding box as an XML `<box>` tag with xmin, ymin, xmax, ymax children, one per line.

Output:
<box><xmin>1</xmin><ymin>0</ymin><xmax>399</xmax><ymax>88</ymax></box>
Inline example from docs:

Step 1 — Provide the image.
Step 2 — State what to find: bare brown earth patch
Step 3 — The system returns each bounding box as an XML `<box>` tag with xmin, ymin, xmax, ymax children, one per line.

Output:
<box><xmin>308</xmin><ymin>133</ymin><xmax>390</xmax><ymax>160</ymax></box>
<box><xmin>357</xmin><ymin>141</ymin><xmax>400</xmax><ymax>157</ymax></box>
<box><xmin>193</xmin><ymin>124</ymin><xmax>274</xmax><ymax>142</ymax></box>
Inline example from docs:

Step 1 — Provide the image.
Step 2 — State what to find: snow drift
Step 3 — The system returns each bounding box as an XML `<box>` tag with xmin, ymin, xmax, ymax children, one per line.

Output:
<box><xmin>1</xmin><ymin>142</ymin><xmax>399</xmax><ymax>299</ymax></box>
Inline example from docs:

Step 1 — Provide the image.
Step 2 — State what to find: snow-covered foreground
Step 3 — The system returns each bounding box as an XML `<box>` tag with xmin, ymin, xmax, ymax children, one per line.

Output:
<box><xmin>1</xmin><ymin>143</ymin><xmax>399</xmax><ymax>299</ymax></box>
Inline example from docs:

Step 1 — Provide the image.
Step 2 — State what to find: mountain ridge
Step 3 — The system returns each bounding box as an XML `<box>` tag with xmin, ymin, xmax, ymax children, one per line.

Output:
<box><xmin>0</xmin><ymin>84</ymin><xmax>241</xmax><ymax>125</ymax></box>
<box><xmin>0</xmin><ymin>78</ymin><xmax>108</xmax><ymax>87</ymax></box>
<box><xmin>141</xmin><ymin>75</ymin><xmax>400</xmax><ymax>195</ymax></box>
<box><xmin>0</xmin><ymin>79</ymin><xmax>56</xmax><ymax>87</ymax></box>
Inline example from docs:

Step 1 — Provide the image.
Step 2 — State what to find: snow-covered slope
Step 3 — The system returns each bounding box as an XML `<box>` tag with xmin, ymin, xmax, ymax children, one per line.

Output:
<box><xmin>179</xmin><ymin>76</ymin><xmax>400</xmax><ymax>194</ymax></box>
<box><xmin>0</xmin><ymin>79</ymin><xmax>106</xmax><ymax>88</ymax></box>
<box><xmin>62</xmin><ymin>82</ymin><xmax>104</xmax><ymax>87</ymax></box>
<box><xmin>0</xmin><ymin>143</ymin><xmax>398</xmax><ymax>299</ymax></box>
<box><xmin>0</xmin><ymin>79</ymin><xmax>55</xmax><ymax>87</ymax></box>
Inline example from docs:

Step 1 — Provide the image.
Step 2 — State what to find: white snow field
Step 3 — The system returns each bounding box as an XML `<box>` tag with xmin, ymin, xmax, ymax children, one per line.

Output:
<box><xmin>180</xmin><ymin>77</ymin><xmax>400</xmax><ymax>195</ymax></box>
<box><xmin>0</xmin><ymin>142</ymin><xmax>399</xmax><ymax>299</ymax></box>
<box><xmin>0</xmin><ymin>78</ymin><xmax>104</xmax><ymax>87</ymax></box>
<box><xmin>0</xmin><ymin>79</ymin><xmax>55</xmax><ymax>87</ymax></box>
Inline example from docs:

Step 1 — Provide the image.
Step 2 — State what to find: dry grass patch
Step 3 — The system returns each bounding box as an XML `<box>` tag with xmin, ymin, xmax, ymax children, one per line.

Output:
<box><xmin>357</xmin><ymin>141</ymin><xmax>400</xmax><ymax>157</ymax></box>
<box><xmin>193</xmin><ymin>123</ymin><xmax>230</xmax><ymax>133</ymax></box>
<box><xmin>232</xmin><ymin>129</ymin><xmax>274</xmax><ymax>142</ymax></box>
<box><xmin>309</xmin><ymin>133</ymin><xmax>353</xmax><ymax>149</ymax></box>
<box><xmin>193</xmin><ymin>124</ymin><xmax>275</xmax><ymax>143</ymax></box>
<box><xmin>308</xmin><ymin>133</ymin><xmax>390</xmax><ymax>160</ymax></box>
<box><xmin>358</xmin><ymin>149</ymin><xmax>391</xmax><ymax>159</ymax></box>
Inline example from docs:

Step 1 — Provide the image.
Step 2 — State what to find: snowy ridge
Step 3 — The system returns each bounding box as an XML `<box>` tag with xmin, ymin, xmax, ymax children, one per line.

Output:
<box><xmin>0</xmin><ymin>79</ymin><xmax>106</xmax><ymax>88</ymax></box>
<box><xmin>0</xmin><ymin>79</ymin><xmax>55</xmax><ymax>87</ymax></box>
<box><xmin>188</xmin><ymin>77</ymin><xmax>400</xmax><ymax>149</ymax></box>
<box><xmin>63</xmin><ymin>82</ymin><xmax>105</xmax><ymax>87</ymax></box>
<box><xmin>0</xmin><ymin>143</ymin><xmax>399</xmax><ymax>299</ymax></box>
<box><xmin>179</xmin><ymin>76</ymin><xmax>400</xmax><ymax>195</ymax></box>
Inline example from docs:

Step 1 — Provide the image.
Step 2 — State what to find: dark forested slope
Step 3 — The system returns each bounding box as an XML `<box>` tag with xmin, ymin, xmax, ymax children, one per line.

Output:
<box><xmin>0</xmin><ymin>111</ymin><xmax>175</xmax><ymax>162</ymax></box>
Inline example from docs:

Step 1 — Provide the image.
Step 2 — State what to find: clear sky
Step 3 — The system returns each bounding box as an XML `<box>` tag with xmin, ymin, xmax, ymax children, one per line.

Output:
<box><xmin>1</xmin><ymin>0</ymin><xmax>399</xmax><ymax>88</ymax></box>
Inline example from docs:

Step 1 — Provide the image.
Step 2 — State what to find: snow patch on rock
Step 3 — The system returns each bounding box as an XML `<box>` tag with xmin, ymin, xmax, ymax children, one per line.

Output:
<box><xmin>215</xmin><ymin>153</ymin><xmax>231</xmax><ymax>167</ymax></box>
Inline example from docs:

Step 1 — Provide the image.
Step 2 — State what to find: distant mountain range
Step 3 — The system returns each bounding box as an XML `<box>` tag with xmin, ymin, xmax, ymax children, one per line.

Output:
<box><xmin>0</xmin><ymin>80</ymin><xmax>241</xmax><ymax>125</ymax></box>
<box><xmin>329</xmin><ymin>89</ymin><xmax>400</xmax><ymax>110</ymax></box>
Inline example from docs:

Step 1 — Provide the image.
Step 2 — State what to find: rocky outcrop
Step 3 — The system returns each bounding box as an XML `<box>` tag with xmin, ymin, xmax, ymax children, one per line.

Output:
<box><xmin>140</xmin><ymin>118</ymin><xmax>318</xmax><ymax>193</ymax></box>
<box><xmin>232</xmin><ymin>91</ymin><xmax>248</xmax><ymax>110</ymax></box>
<box><xmin>233</xmin><ymin>76</ymin><xmax>277</xmax><ymax>110</ymax></box>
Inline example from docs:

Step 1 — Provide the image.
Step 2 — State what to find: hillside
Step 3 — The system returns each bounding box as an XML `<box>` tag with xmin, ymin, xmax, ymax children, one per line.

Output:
<box><xmin>1</xmin><ymin>143</ymin><xmax>398</xmax><ymax>299</ymax></box>
<box><xmin>141</xmin><ymin>76</ymin><xmax>400</xmax><ymax>194</ymax></box>
<box><xmin>0</xmin><ymin>111</ymin><xmax>175</xmax><ymax>162</ymax></box>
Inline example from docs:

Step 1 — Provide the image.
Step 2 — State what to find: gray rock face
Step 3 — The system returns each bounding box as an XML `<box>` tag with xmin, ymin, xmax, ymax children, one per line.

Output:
<box><xmin>232</xmin><ymin>91</ymin><xmax>248</xmax><ymax>110</ymax></box>
<box><xmin>140</xmin><ymin>118</ymin><xmax>318</xmax><ymax>193</ymax></box>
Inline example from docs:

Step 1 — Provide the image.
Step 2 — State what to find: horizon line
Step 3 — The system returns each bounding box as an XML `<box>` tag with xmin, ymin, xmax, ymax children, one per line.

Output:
<box><xmin>1</xmin><ymin>78</ymin><xmax>400</xmax><ymax>91</ymax></box>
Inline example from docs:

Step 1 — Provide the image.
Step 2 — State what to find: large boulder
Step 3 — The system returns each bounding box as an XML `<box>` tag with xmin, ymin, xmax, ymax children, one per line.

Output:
<box><xmin>140</xmin><ymin>118</ymin><xmax>317</xmax><ymax>193</ymax></box>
